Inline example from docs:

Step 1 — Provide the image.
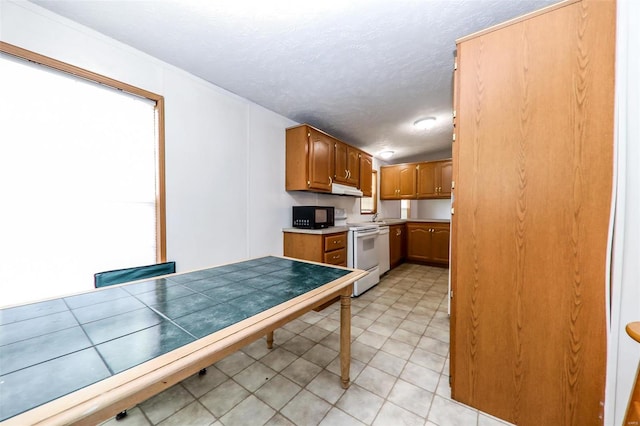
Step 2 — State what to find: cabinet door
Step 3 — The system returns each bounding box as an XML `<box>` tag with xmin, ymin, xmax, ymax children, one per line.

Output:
<box><xmin>417</xmin><ymin>162</ymin><xmax>438</xmax><ymax>198</ymax></box>
<box><xmin>346</xmin><ymin>146</ymin><xmax>360</xmax><ymax>186</ymax></box>
<box><xmin>283</xmin><ymin>233</ymin><xmax>324</xmax><ymax>263</ymax></box>
<box><xmin>430</xmin><ymin>224</ymin><xmax>450</xmax><ymax>264</ymax></box>
<box><xmin>437</xmin><ymin>160</ymin><xmax>453</xmax><ymax>197</ymax></box>
<box><xmin>308</xmin><ymin>129</ymin><xmax>334</xmax><ymax>191</ymax></box>
<box><xmin>334</xmin><ymin>142</ymin><xmax>360</xmax><ymax>186</ymax></box>
<box><xmin>389</xmin><ymin>224</ymin><xmax>404</xmax><ymax>267</ymax></box>
<box><xmin>359</xmin><ymin>153</ymin><xmax>373</xmax><ymax>197</ymax></box>
<box><xmin>398</xmin><ymin>164</ymin><xmax>417</xmax><ymax>198</ymax></box>
<box><xmin>406</xmin><ymin>223</ymin><xmax>431</xmax><ymax>261</ymax></box>
<box><xmin>380</xmin><ymin>166</ymin><xmax>399</xmax><ymax>199</ymax></box>
<box><xmin>334</xmin><ymin>140</ymin><xmax>350</xmax><ymax>184</ymax></box>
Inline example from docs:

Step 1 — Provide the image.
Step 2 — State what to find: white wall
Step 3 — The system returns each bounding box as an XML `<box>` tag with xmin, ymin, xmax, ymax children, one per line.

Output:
<box><xmin>0</xmin><ymin>0</ymin><xmax>297</xmax><ymax>277</ymax></box>
<box><xmin>607</xmin><ymin>0</ymin><xmax>640</xmax><ymax>424</ymax></box>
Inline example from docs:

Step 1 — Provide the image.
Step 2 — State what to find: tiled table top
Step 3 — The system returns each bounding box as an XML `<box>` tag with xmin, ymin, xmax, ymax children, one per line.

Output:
<box><xmin>0</xmin><ymin>256</ymin><xmax>351</xmax><ymax>421</ymax></box>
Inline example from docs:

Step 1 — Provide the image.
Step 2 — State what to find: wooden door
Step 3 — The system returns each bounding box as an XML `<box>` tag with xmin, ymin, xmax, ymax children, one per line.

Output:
<box><xmin>451</xmin><ymin>1</ymin><xmax>615</xmax><ymax>425</ymax></box>
<box><xmin>359</xmin><ymin>153</ymin><xmax>373</xmax><ymax>197</ymax></box>
<box><xmin>437</xmin><ymin>161</ymin><xmax>453</xmax><ymax>197</ymax></box>
<box><xmin>380</xmin><ymin>166</ymin><xmax>399</xmax><ymax>199</ymax></box>
<box><xmin>406</xmin><ymin>223</ymin><xmax>430</xmax><ymax>261</ymax></box>
<box><xmin>417</xmin><ymin>162</ymin><xmax>437</xmax><ymax>198</ymax></box>
<box><xmin>389</xmin><ymin>224</ymin><xmax>404</xmax><ymax>267</ymax></box>
<box><xmin>398</xmin><ymin>164</ymin><xmax>416</xmax><ymax>198</ymax></box>
<box><xmin>430</xmin><ymin>224</ymin><xmax>450</xmax><ymax>264</ymax></box>
<box><xmin>334</xmin><ymin>140</ymin><xmax>349</xmax><ymax>184</ymax></box>
<box><xmin>308</xmin><ymin>129</ymin><xmax>334</xmax><ymax>191</ymax></box>
<box><xmin>346</xmin><ymin>146</ymin><xmax>360</xmax><ymax>186</ymax></box>
<box><xmin>335</xmin><ymin>142</ymin><xmax>360</xmax><ymax>186</ymax></box>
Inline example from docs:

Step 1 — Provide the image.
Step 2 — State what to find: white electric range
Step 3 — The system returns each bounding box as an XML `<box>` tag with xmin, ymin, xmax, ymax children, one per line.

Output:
<box><xmin>335</xmin><ymin>209</ymin><xmax>381</xmax><ymax>296</ymax></box>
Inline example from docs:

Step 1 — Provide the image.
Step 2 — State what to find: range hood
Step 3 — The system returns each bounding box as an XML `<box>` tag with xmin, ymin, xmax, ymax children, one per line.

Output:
<box><xmin>331</xmin><ymin>182</ymin><xmax>363</xmax><ymax>197</ymax></box>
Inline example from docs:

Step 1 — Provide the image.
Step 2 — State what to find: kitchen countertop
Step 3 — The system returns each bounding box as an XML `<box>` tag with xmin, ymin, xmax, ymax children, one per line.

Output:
<box><xmin>374</xmin><ymin>218</ymin><xmax>450</xmax><ymax>225</ymax></box>
<box><xmin>282</xmin><ymin>226</ymin><xmax>349</xmax><ymax>235</ymax></box>
<box><xmin>405</xmin><ymin>218</ymin><xmax>450</xmax><ymax>223</ymax></box>
<box><xmin>282</xmin><ymin>219</ymin><xmax>450</xmax><ymax>234</ymax></box>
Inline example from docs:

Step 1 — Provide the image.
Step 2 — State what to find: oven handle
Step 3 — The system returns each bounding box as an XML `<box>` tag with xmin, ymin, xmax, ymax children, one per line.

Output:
<box><xmin>354</xmin><ymin>229</ymin><xmax>380</xmax><ymax>238</ymax></box>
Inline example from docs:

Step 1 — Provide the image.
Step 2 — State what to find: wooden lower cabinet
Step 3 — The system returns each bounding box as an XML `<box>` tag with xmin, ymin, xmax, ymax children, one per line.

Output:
<box><xmin>389</xmin><ymin>224</ymin><xmax>406</xmax><ymax>269</ymax></box>
<box><xmin>406</xmin><ymin>222</ymin><xmax>450</xmax><ymax>266</ymax></box>
<box><xmin>283</xmin><ymin>231</ymin><xmax>347</xmax><ymax>267</ymax></box>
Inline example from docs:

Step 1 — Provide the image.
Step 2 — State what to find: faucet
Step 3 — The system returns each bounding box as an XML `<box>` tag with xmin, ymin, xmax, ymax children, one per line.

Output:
<box><xmin>372</xmin><ymin>213</ymin><xmax>379</xmax><ymax>222</ymax></box>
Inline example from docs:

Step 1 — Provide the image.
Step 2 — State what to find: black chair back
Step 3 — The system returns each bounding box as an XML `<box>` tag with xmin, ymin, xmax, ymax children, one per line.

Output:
<box><xmin>94</xmin><ymin>261</ymin><xmax>176</xmax><ymax>288</ymax></box>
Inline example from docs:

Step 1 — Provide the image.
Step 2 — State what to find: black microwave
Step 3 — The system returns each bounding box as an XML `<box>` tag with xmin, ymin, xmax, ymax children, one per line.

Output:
<box><xmin>292</xmin><ymin>206</ymin><xmax>335</xmax><ymax>229</ymax></box>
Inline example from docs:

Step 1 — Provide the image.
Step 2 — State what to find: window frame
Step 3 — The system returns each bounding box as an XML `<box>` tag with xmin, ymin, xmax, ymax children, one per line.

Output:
<box><xmin>360</xmin><ymin>170</ymin><xmax>378</xmax><ymax>214</ymax></box>
<box><xmin>0</xmin><ymin>41</ymin><xmax>167</xmax><ymax>261</ymax></box>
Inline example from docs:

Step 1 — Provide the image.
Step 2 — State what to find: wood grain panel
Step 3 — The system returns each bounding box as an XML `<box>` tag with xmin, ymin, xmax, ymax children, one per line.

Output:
<box><xmin>283</xmin><ymin>232</ymin><xmax>324</xmax><ymax>263</ymax></box>
<box><xmin>451</xmin><ymin>0</ymin><xmax>615</xmax><ymax>424</ymax></box>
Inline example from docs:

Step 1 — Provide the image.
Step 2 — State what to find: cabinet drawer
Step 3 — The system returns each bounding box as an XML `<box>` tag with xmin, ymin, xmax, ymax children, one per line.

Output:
<box><xmin>324</xmin><ymin>248</ymin><xmax>346</xmax><ymax>265</ymax></box>
<box><xmin>324</xmin><ymin>234</ymin><xmax>346</xmax><ymax>250</ymax></box>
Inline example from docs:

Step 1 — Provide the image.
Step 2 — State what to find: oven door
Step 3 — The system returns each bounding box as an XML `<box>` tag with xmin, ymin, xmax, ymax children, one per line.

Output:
<box><xmin>353</xmin><ymin>228</ymin><xmax>380</xmax><ymax>271</ymax></box>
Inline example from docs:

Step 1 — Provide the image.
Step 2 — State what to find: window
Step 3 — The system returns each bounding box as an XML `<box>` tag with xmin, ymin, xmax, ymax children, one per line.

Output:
<box><xmin>400</xmin><ymin>199</ymin><xmax>411</xmax><ymax>219</ymax></box>
<box><xmin>360</xmin><ymin>170</ymin><xmax>377</xmax><ymax>214</ymax></box>
<box><xmin>0</xmin><ymin>43</ymin><xmax>165</xmax><ymax>306</ymax></box>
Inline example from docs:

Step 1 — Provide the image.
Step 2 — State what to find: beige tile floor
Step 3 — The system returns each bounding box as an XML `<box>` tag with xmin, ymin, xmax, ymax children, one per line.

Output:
<box><xmin>102</xmin><ymin>263</ymin><xmax>511</xmax><ymax>426</ymax></box>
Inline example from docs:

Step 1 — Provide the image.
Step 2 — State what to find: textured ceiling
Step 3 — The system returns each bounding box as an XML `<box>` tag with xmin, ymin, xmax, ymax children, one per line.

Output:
<box><xmin>31</xmin><ymin>0</ymin><xmax>560</xmax><ymax>162</ymax></box>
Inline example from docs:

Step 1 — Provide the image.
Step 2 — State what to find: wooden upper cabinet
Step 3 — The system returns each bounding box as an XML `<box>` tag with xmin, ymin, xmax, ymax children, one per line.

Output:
<box><xmin>380</xmin><ymin>164</ymin><xmax>416</xmax><ymax>200</ymax></box>
<box><xmin>416</xmin><ymin>159</ymin><xmax>453</xmax><ymax>199</ymax></box>
<box><xmin>438</xmin><ymin>160</ymin><xmax>453</xmax><ymax>197</ymax></box>
<box><xmin>286</xmin><ymin>125</ymin><xmax>334</xmax><ymax>192</ymax></box>
<box><xmin>359</xmin><ymin>152</ymin><xmax>373</xmax><ymax>197</ymax></box>
<box><xmin>398</xmin><ymin>164</ymin><xmax>417</xmax><ymax>198</ymax></box>
<box><xmin>334</xmin><ymin>141</ymin><xmax>360</xmax><ymax>187</ymax></box>
<box><xmin>380</xmin><ymin>166</ymin><xmax>399</xmax><ymax>199</ymax></box>
<box><xmin>308</xmin><ymin>129</ymin><xmax>335</xmax><ymax>191</ymax></box>
<box><xmin>286</xmin><ymin>124</ymin><xmax>371</xmax><ymax>194</ymax></box>
<box><xmin>417</xmin><ymin>162</ymin><xmax>437</xmax><ymax>198</ymax></box>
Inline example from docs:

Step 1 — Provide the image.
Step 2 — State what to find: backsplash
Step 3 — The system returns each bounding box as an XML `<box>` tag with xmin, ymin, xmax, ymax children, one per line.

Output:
<box><xmin>415</xmin><ymin>199</ymin><xmax>451</xmax><ymax>220</ymax></box>
<box><xmin>287</xmin><ymin>191</ymin><xmax>451</xmax><ymax>225</ymax></box>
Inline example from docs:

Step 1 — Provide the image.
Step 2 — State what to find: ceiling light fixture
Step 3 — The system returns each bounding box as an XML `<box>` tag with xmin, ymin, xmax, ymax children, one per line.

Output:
<box><xmin>414</xmin><ymin>117</ymin><xmax>437</xmax><ymax>130</ymax></box>
<box><xmin>380</xmin><ymin>150</ymin><xmax>394</xmax><ymax>160</ymax></box>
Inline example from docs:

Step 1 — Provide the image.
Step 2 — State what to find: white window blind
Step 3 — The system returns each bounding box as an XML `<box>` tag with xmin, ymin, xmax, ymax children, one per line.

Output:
<box><xmin>0</xmin><ymin>54</ymin><xmax>159</xmax><ymax>306</ymax></box>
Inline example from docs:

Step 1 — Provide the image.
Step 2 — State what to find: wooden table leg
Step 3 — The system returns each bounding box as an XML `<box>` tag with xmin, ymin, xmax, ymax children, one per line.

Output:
<box><xmin>266</xmin><ymin>331</ymin><xmax>274</xmax><ymax>349</ymax></box>
<box><xmin>340</xmin><ymin>290</ymin><xmax>352</xmax><ymax>389</ymax></box>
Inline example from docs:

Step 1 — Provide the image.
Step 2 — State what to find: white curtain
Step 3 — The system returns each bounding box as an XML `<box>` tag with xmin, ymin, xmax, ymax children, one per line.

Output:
<box><xmin>0</xmin><ymin>54</ymin><xmax>158</xmax><ymax>307</ymax></box>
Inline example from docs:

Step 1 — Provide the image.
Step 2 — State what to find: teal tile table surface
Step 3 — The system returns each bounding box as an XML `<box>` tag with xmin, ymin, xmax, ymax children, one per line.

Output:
<box><xmin>0</xmin><ymin>256</ymin><xmax>355</xmax><ymax>423</ymax></box>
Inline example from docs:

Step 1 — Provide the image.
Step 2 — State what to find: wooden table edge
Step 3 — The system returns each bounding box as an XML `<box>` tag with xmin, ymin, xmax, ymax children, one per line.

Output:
<box><xmin>4</xmin><ymin>265</ymin><xmax>366</xmax><ymax>426</ymax></box>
